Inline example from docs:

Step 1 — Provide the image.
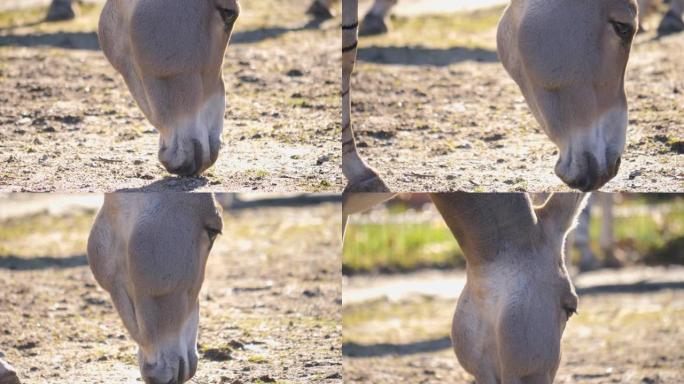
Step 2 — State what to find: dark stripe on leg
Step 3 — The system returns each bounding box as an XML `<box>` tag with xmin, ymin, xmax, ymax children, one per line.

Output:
<box><xmin>342</xmin><ymin>22</ymin><xmax>359</xmax><ymax>30</ymax></box>
<box><xmin>342</xmin><ymin>41</ymin><xmax>358</xmax><ymax>53</ymax></box>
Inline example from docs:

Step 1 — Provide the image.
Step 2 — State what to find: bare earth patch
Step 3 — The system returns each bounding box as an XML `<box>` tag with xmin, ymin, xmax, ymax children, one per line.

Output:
<box><xmin>351</xmin><ymin>9</ymin><xmax>683</xmax><ymax>192</ymax></box>
<box><xmin>0</xmin><ymin>0</ymin><xmax>341</xmax><ymax>192</ymax></box>
<box><xmin>0</xmin><ymin>199</ymin><xmax>342</xmax><ymax>383</ymax></box>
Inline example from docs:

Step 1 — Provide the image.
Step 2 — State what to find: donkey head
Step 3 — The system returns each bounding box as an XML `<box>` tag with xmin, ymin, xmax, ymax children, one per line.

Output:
<box><xmin>88</xmin><ymin>193</ymin><xmax>223</xmax><ymax>384</ymax></box>
<box><xmin>432</xmin><ymin>193</ymin><xmax>586</xmax><ymax>383</ymax></box>
<box><xmin>99</xmin><ymin>0</ymin><xmax>240</xmax><ymax>176</ymax></box>
<box><xmin>498</xmin><ymin>0</ymin><xmax>638</xmax><ymax>191</ymax></box>
<box><xmin>480</xmin><ymin>194</ymin><xmax>584</xmax><ymax>382</ymax></box>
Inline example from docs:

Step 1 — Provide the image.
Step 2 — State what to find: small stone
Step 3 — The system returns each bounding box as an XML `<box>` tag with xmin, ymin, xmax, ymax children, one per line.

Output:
<box><xmin>257</xmin><ymin>375</ymin><xmax>275</xmax><ymax>383</ymax></box>
<box><xmin>286</xmin><ymin>69</ymin><xmax>304</xmax><ymax>77</ymax></box>
<box><xmin>316</xmin><ymin>154</ymin><xmax>330</xmax><ymax>165</ymax></box>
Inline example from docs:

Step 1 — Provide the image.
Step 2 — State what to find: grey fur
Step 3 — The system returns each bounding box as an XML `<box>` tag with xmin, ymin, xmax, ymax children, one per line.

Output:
<box><xmin>88</xmin><ymin>193</ymin><xmax>223</xmax><ymax>384</ymax></box>
<box><xmin>98</xmin><ymin>0</ymin><xmax>240</xmax><ymax>176</ymax></box>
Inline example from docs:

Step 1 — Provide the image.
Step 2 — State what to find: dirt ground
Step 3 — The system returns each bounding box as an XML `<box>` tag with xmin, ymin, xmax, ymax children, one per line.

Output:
<box><xmin>343</xmin><ymin>267</ymin><xmax>684</xmax><ymax>384</ymax></box>
<box><xmin>0</xmin><ymin>197</ymin><xmax>342</xmax><ymax>383</ymax></box>
<box><xmin>351</xmin><ymin>7</ymin><xmax>684</xmax><ymax>192</ymax></box>
<box><xmin>0</xmin><ymin>0</ymin><xmax>341</xmax><ymax>192</ymax></box>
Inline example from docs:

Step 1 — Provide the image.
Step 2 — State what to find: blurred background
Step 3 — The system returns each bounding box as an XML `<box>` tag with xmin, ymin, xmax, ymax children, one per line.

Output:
<box><xmin>343</xmin><ymin>193</ymin><xmax>684</xmax><ymax>384</ymax></box>
<box><xmin>344</xmin><ymin>193</ymin><xmax>684</xmax><ymax>274</ymax></box>
<box><xmin>0</xmin><ymin>193</ymin><xmax>341</xmax><ymax>384</ymax></box>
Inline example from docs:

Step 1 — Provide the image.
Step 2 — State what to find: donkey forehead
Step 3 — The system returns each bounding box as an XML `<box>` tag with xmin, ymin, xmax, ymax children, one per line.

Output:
<box><xmin>125</xmin><ymin>195</ymin><xmax>220</xmax><ymax>290</ymax></box>
<box><xmin>129</xmin><ymin>0</ymin><xmax>216</xmax><ymax>75</ymax></box>
<box><xmin>133</xmin><ymin>194</ymin><xmax>222</xmax><ymax>230</ymax></box>
<box><xmin>482</xmin><ymin>259</ymin><xmax>573</xmax><ymax>303</ymax></box>
<box><xmin>517</xmin><ymin>0</ymin><xmax>635</xmax><ymax>85</ymax></box>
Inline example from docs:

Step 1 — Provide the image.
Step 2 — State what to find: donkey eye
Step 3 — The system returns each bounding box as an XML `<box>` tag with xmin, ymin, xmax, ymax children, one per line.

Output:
<box><xmin>206</xmin><ymin>228</ymin><xmax>221</xmax><ymax>244</ymax></box>
<box><xmin>217</xmin><ymin>7</ymin><xmax>238</xmax><ymax>29</ymax></box>
<box><xmin>610</xmin><ymin>21</ymin><xmax>633</xmax><ymax>40</ymax></box>
<box><xmin>563</xmin><ymin>306</ymin><xmax>577</xmax><ymax>319</ymax></box>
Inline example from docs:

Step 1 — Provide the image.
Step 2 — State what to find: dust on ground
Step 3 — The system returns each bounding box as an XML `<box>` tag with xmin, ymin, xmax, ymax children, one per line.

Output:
<box><xmin>0</xmin><ymin>197</ymin><xmax>342</xmax><ymax>383</ymax></box>
<box><xmin>0</xmin><ymin>0</ymin><xmax>341</xmax><ymax>192</ymax></box>
<box><xmin>343</xmin><ymin>266</ymin><xmax>684</xmax><ymax>383</ymax></box>
<box><xmin>350</xmin><ymin>6</ymin><xmax>683</xmax><ymax>192</ymax></box>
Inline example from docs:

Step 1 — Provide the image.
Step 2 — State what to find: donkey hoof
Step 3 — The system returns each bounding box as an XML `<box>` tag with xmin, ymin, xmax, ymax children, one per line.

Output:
<box><xmin>306</xmin><ymin>1</ymin><xmax>334</xmax><ymax>20</ymax></box>
<box><xmin>657</xmin><ymin>10</ymin><xmax>684</xmax><ymax>36</ymax></box>
<box><xmin>359</xmin><ymin>14</ymin><xmax>390</xmax><ymax>36</ymax></box>
<box><xmin>45</xmin><ymin>0</ymin><xmax>77</xmax><ymax>22</ymax></box>
<box><xmin>0</xmin><ymin>360</ymin><xmax>20</xmax><ymax>384</ymax></box>
<box><xmin>344</xmin><ymin>172</ymin><xmax>391</xmax><ymax>193</ymax></box>
<box><xmin>578</xmin><ymin>258</ymin><xmax>600</xmax><ymax>273</ymax></box>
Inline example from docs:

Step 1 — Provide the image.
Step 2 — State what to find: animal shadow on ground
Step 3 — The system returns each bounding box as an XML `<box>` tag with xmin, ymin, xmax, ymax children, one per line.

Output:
<box><xmin>343</xmin><ymin>336</ymin><xmax>452</xmax><ymax>357</ymax></box>
<box><xmin>228</xmin><ymin>194</ymin><xmax>341</xmax><ymax>210</ymax></box>
<box><xmin>0</xmin><ymin>31</ymin><xmax>99</xmax><ymax>50</ymax></box>
<box><xmin>231</xmin><ymin>17</ymin><xmax>328</xmax><ymax>45</ymax></box>
<box><xmin>115</xmin><ymin>176</ymin><xmax>210</xmax><ymax>192</ymax></box>
<box><xmin>357</xmin><ymin>45</ymin><xmax>498</xmax><ymax>66</ymax></box>
<box><xmin>0</xmin><ymin>254</ymin><xmax>87</xmax><ymax>270</ymax></box>
<box><xmin>576</xmin><ymin>280</ymin><xmax>684</xmax><ymax>295</ymax></box>
<box><xmin>0</xmin><ymin>14</ymin><xmax>328</xmax><ymax>50</ymax></box>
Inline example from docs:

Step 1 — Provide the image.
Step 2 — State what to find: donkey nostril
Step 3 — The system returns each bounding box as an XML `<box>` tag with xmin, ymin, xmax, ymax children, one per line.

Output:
<box><xmin>167</xmin><ymin>161</ymin><xmax>198</xmax><ymax>177</ymax></box>
<box><xmin>611</xmin><ymin>155</ymin><xmax>622</xmax><ymax>177</ymax></box>
<box><xmin>177</xmin><ymin>358</ymin><xmax>185</xmax><ymax>383</ymax></box>
<box><xmin>188</xmin><ymin>353</ymin><xmax>198</xmax><ymax>379</ymax></box>
<box><xmin>191</xmin><ymin>139</ymin><xmax>205</xmax><ymax>175</ymax></box>
<box><xmin>579</xmin><ymin>151</ymin><xmax>600</xmax><ymax>192</ymax></box>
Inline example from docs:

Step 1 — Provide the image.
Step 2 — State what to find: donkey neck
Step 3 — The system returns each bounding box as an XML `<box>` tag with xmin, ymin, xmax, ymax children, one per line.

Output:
<box><xmin>430</xmin><ymin>193</ymin><xmax>538</xmax><ymax>265</ymax></box>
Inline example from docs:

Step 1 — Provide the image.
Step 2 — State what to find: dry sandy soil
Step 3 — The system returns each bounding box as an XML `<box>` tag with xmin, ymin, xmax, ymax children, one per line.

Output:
<box><xmin>343</xmin><ymin>267</ymin><xmax>684</xmax><ymax>383</ymax></box>
<box><xmin>0</xmin><ymin>0</ymin><xmax>341</xmax><ymax>192</ymax></box>
<box><xmin>0</xmin><ymin>197</ymin><xmax>342</xmax><ymax>383</ymax></box>
<box><xmin>350</xmin><ymin>7</ymin><xmax>683</xmax><ymax>192</ymax></box>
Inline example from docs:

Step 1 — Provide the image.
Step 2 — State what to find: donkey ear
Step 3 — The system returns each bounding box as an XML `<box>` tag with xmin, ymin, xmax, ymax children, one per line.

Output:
<box><xmin>342</xmin><ymin>192</ymin><xmax>397</xmax><ymax>241</ymax></box>
<box><xmin>534</xmin><ymin>193</ymin><xmax>590</xmax><ymax>235</ymax></box>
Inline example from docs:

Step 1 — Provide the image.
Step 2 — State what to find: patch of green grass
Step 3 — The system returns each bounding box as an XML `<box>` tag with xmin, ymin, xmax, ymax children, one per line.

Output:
<box><xmin>582</xmin><ymin>197</ymin><xmax>684</xmax><ymax>265</ymax></box>
<box><xmin>0</xmin><ymin>6</ymin><xmax>49</xmax><ymax>28</ymax></box>
<box><xmin>343</xmin><ymin>218</ymin><xmax>464</xmax><ymax>275</ymax></box>
<box><xmin>248</xmin><ymin>354</ymin><xmax>268</xmax><ymax>363</ymax></box>
<box><xmin>346</xmin><ymin>196</ymin><xmax>684</xmax><ymax>275</ymax></box>
<box><xmin>114</xmin><ymin>351</ymin><xmax>138</xmax><ymax>366</ymax></box>
<box><xmin>0</xmin><ymin>210</ymin><xmax>94</xmax><ymax>241</ymax></box>
<box><xmin>0</xmin><ymin>209</ymin><xmax>96</xmax><ymax>257</ymax></box>
<box><xmin>243</xmin><ymin>169</ymin><xmax>270</xmax><ymax>179</ymax></box>
<box><xmin>343</xmin><ymin>296</ymin><xmax>452</xmax><ymax>344</ymax></box>
<box><xmin>0</xmin><ymin>3</ymin><xmax>102</xmax><ymax>31</ymax></box>
<box><xmin>362</xmin><ymin>6</ymin><xmax>504</xmax><ymax>49</ymax></box>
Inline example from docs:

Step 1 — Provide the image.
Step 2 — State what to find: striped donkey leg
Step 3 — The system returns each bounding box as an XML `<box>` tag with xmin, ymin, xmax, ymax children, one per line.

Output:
<box><xmin>342</xmin><ymin>0</ymin><xmax>390</xmax><ymax>192</ymax></box>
